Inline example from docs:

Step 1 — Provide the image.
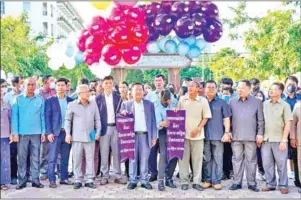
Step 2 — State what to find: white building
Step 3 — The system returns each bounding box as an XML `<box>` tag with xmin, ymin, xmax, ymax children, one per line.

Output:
<box><xmin>1</xmin><ymin>1</ymin><xmax>84</xmax><ymax>40</ymax></box>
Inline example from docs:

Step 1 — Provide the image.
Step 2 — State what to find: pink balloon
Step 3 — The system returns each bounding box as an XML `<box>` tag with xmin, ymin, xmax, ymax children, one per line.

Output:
<box><xmin>122</xmin><ymin>46</ymin><xmax>142</xmax><ymax>65</ymax></box>
<box><xmin>125</xmin><ymin>7</ymin><xmax>146</xmax><ymax>25</ymax></box>
<box><xmin>110</xmin><ymin>25</ymin><xmax>130</xmax><ymax>49</ymax></box>
<box><xmin>129</xmin><ymin>24</ymin><xmax>149</xmax><ymax>45</ymax></box>
<box><xmin>114</xmin><ymin>0</ymin><xmax>137</xmax><ymax>7</ymax></box>
<box><xmin>107</xmin><ymin>6</ymin><xmax>126</xmax><ymax>26</ymax></box>
<box><xmin>84</xmin><ymin>52</ymin><xmax>101</xmax><ymax>66</ymax></box>
<box><xmin>77</xmin><ymin>29</ymin><xmax>91</xmax><ymax>52</ymax></box>
<box><xmin>85</xmin><ymin>36</ymin><xmax>104</xmax><ymax>54</ymax></box>
<box><xmin>101</xmin><ymin>44</ymin><xmax>122</xmax><ymax>66</ymax></box>
<box><xmin>139</xmin><ymin>43</ymin><xmax>147</xmax><ymax>54</ymax></box>
<box><xmin>88</xmin><ymin>16</ymin><xmax>108</xmax><ymax>36</ymax></box>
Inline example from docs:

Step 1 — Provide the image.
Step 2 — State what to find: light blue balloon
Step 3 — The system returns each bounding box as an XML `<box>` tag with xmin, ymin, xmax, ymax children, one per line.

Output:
<box><xmin>65</xmin><ymin>45</ymin><xmax>75</xmax><ymax>57</ymax></box>
<box><xmin>147</xmin><ymin>41</ymin><xmax>160</xmax><ymax>53</ymax></box>
<box><xmin>164</xmin><ymin>40</ymin><xmax>178</xmax><ymax>54</ymax></box>
<box><xmin>188</xmin><ymin>46</ymin><xmax>201</xmax><ymax>59</ymax></box>
<box><xmin>184</xmin><ymin>36</ymin><xmax>197</xmax><ymax>46</ymax></box>
<box><xmin>177</xmin><ymin>41</ymin><xmax>190</xmax><ymax>56</ymax></box>
<box><xmin>196</xmin><ymin>38</ymin><xmax>207</xmax><ymax>51</ymax></box>
<box><xmin>158</xmin><ymin>37</ymin><xmax>169</xmax><ymax>52</ymax></box>
<box><xmin>172</xmin><ymin>36</ymin><xmax>180</xmax><ymax>45</ymax></box>
<box><xmin>74</xmin><ymin>51</ymin><xmax>84</xmax><ymax>64</ymax></box>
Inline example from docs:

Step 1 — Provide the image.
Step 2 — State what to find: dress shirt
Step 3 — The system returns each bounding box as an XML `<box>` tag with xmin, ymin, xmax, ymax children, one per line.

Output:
<box><xmin>4</xmin><ymin>89</ymin><xmax>22</xmax><ymax>106</ymax></box>
<box><xmin>58</xmin><ymin>95</ymin><xmax>68</xmax><ymax>128</ymax></box>
<box><xmin>154</xmin><ymin>102</ymin><xmax>172</xmax><ymax>130</ymax></box>
<box><xmin>290</xmin><ymin>102</ymin><xmax>301</xmax><ymax>144</ymax></box>
<box><xmin>105</xmin><ymin>92</ymin><xmax>115</xmax><ymax>123</ymax></box>
<box><xmin>134</xmin><ymin>100</ymin><xmax>147</xmax><ymax>132</ymax></box>
<box><xmin>1</xmin><ymin>101</ymin><xmax>11</xmax><ymax>138</ymax></box>
<box><xmin>229</xmin><ymin>95</ymin><xmax>264</xmax><ymax>141</ymax></box>
<box><xmin>12</xmin><ymin>94</ymin><xmax>45</xmax><ymax>135</ymax></box>
<box><xmin>146</xmin><ymin>90</ymin><xmax>178</xmax><ymax>109</ymax></box>
<box><xmin>37</xmin><ymin>87</ymin><xmax>56</xmax><ymax>100</ymax></box>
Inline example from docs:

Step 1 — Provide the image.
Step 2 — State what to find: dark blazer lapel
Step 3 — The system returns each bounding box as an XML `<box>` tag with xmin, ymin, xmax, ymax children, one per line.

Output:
<box><xmin>54</xmin><ymin>96</ymin><xmax>61</xmax><ymax>114</ymax></box>
<box><xmin>143</xmin><ymin>100</ymin><xmax>148</xmax><ymax>123</ymax></box>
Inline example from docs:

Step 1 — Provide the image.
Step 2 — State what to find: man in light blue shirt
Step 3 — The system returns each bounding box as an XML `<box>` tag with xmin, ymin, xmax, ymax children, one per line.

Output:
<box><xmin>145</xmin><ymin>74</ymin><xmax>177</xmax><ymax>182</ymax></box>
<box><xmin>12</xmin><ymin>78</ymin><xmax>46</xmax><ymax>190</ymax></box>
<box><xmin>4</xmin><ymin>76</ymin><xmax>23</xmax><ymax>106</ymax></box>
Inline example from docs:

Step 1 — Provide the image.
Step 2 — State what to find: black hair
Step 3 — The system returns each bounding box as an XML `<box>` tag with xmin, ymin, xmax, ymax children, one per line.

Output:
<box><xmin>155</xmin><ymin>74</ymin><xmax>165</xmax><ymax>81</ymax></box>
<box><xmin>285</xmin><ymin>75</ymin><xmax>298</xmax><ymax>85</ymax></box>
<box><xmin>11</xmin><ymin>76</ymin><xmax>20</xmax><ymax>86</ymax></box>
<box><xmin>121</xmin><ymin>81</ymin><xmax>129</xmax><ymax>87</ymax></box>
<box><xmin>206</xmin><ymin>80</ymin><xmax>217</xmax><ymax>87</ymax></box>
<box><xmin>160</xmin><ymin>89</ymin><xmax>171</xmax><ymax>101</ymax></box>
<box><xmin>222</xmin><ymin>87</ymin><xmax>234</xmax><ymax>95</ymax></box>
<box><xmin>42</xmin><ymin>75</ymin><xmax>52</xmax><ymax>83</ymax></box>
<box><xmin>103</xmin><ymin>75</ymin><xmax>114</xmax><ymax>81</ymax></box>
<box><xmin>272</xmin><ymin>82</ymin><xmax>285</xmax><ymax>92</ymax></box>
<box><xmin>255</xmin><ymin>91</ymin><xmax>266</xmax><ymax>102</ymax></box>
<box><xmin>240</xmin><ymin>79</ymin><xmax>251</xmax><ymax>88</ymax></box>
<box><xmin>78</xmin><ymin>78</ymin><xmax>89</xmax><ymax>85</ymax></box>
<box><xmin>55</xmin><ymin>78</ymin><xmax>68</xmax><ymax>85</ymax></box>
<box><xmin>0</xmin><ymin>78</ymin><xmax>6</xmax><ymax>85</ymax></box>
<box><xmin>132</xmin><ymin>82</ymin><xmax>144</xmax><ymax>90</ymax></box>
<box><xmin>250</xmin><ymin>78</ymin><xmax>260</xmax><ymax>85</ymax></box>
<box><xmin>178</xmin><ymin>86</ymin><xmax>188</xmax><ymax>97</ymax></box>
<box><xmin>183</xmin><ymin>77</ymin><xmax>192</xmax><ymax>82</ymax></box>
<box><xmin>220</xmin><ymin>77</ymin><xmax>233</xmax><ymax>87</ymax></box>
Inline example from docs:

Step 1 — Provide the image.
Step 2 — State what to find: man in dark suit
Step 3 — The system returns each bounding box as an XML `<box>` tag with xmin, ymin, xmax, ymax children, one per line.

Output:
<box><xmin>95</xmin><ymin>75</ymin><xmax>126</xmax><ymax>185</ymax></box>
<box><xmin>45</xmin><ymin>78</ymin><xmax>73</xmax><ymax>188</ymax></box>
<box><xmin>120</xmin><ymin>83</ymin><xmax>157</xmax><ymax>190</ymax></box>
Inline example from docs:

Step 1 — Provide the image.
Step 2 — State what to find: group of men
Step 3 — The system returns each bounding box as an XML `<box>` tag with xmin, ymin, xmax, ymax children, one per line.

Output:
<box><xmin>0</xmin><ymin>73</ymin><xmax>301</xmax><ymax>195</ymax></box>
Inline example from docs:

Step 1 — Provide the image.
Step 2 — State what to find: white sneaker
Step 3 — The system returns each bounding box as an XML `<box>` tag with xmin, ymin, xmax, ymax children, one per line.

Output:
<box><xmin>288</xmin><ymin>172</ymin><xmax>295</xmax><ymax>179</ymax></box>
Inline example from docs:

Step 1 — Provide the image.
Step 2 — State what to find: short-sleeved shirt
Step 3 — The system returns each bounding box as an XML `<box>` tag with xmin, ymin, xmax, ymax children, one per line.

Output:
<box><xmin>205</xmin><ymin>96</ymin><xmax>231</xmax><ymax>141</ymax></box>
<box><xmin>284</xmin><ymin>94</ymin><xmax>297</xmax><ymax>111</ymax></box>
<box><xmin>178</xmin><ymin>95</ymin><xmax>212</xmax><ymax>140</ymax></box>
<box><xmin>263</xmin><ymin>98</ymin><xmax>292</xmax><ymax>142</ymax></box>
<box><xmin>146</xmin><ymin>90</ymin><xmax>178</xmax><ymax>109</ymax></box>
<box><xmin>290</xmin><ymin>102</ymin><xmax>301</xmax><ymax>144</ymax></box>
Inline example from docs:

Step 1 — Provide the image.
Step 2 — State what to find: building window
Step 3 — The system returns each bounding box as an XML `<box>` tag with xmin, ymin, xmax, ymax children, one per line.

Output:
<box><xmin>43</xmin><ymin>22</ymin><xmax>48</xmax><ymax>35</ymax></box>
<box><xmin>42</xmin><ymin>2</ymin><xmax>47</xmax><ymax>16</ymax></box>
<box><xmin>23</xmin><ymin>2</ymin><xmax>31</xmax><ymax>12</ymax></box>
<box><xmin>1</xmin><ymin>1</ymin><xmax>5</xmax><ymax>15</ymax></box>
<box><xmin>50</xmin><ymin>5</ymin><xmax>54</xmax><ymax>17</ymax></box>
<box><xmin>51</xmin><ymin>24</ymin><xmax>54</xmax><ymax>37</ymax></box>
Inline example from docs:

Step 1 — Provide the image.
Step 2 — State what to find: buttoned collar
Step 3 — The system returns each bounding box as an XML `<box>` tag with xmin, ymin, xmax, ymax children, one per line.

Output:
<box><xmin>57</xmin><ymin>94</ymin><xmax>66</xmax><ymax>100</ymax></box>
<box><xmin>238</xmin><ymin>94</ymin><xmax>251</xmax><ymax>102</ymax></box>
<box><xmin>104</xmin><ymin>91</ymin><xmax>113</xmax><ymax>98</ymax></box>
<box><xmin>269</xmin><ymin>97</ymin><xmax>284</xmax><ymax>104</ymax></box>
<box><xmin>77</xmin><ymin>99</ymin><xmax>90</xmax><ymax>105</ymax></box>
<box><xmin>184</xmin><ymin>94</ymin><xmax>201</xmax><ymax>101</ymax></box>
<box><xmin>23</xmin><ymin>93</ymin><xmax>37</xmax><ymax>99</ymax></box>
<box><xmin>206</xmin><ymin>95</ymin><xmax>219</xmax><ymax>102</ymax></box>
<box><xmin>134</xmin><ymin>99</ymin><xmax>143</xmax><ymax>105</ymax></box>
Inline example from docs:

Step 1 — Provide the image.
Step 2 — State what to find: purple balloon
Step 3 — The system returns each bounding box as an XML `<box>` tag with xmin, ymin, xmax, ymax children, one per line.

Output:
<box><xmin>170</xmin><ymin>2</ymin><xmax>189</xmax><ymax>20</ymax></box>
<box><xmin>148</xmin><ymin>26</ymin><xmax>160</xmax><ymax>42</ymax></box>
<box><xmin>203</xmin><ymin>18</ymin><xmax>223</xmax><ymax>43</ymax></box>
<box><xmin>153</xmin><ymin>13</ymin><xmax>175</xmax><ymax>36</ymax></box>
<box><xmin>174</xmin><ymin>16</ymin><xmax>195</xmax><ymax>39</ymax></box>
<box><xmin>201</xmin><ymin>2</ymin><xmax>219</xmax><ymax>18</ymax></box>
<box><xmin>160</xmin><ymin>1</ymin><xmax>175</xmax><ymax>13</ymax></box>
<box><xmin>145</xmin><ymin>4</ymin><xmax>157</xmax><ymax>25</ymax></box>
<box><xmin>191</xmin><ymin>13</ymin><xmax>207</xmax><ymax>36</ymax></box>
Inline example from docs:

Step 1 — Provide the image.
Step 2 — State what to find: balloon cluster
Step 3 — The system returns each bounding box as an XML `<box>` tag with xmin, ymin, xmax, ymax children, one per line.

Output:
<box><xmin>77</xmin><ymin>0</ymin><xmax>149</xmax><ymax>67</ymax></box>
<box><xmin>147</xmin><ymin>35</ymin><xmax>207</xmax><ymax>59</ymax></box>
<box><xmin>142</xmin><ymin>1</ymin><xmax>223</xmax><ymax>43</ymax></box>
<box><xmin>47</xmin><ymin>34</ymin><xmax>84</xmax><ymax>70</ymax></box>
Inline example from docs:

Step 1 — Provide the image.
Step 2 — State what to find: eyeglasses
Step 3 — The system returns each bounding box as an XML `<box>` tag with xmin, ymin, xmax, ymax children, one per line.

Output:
<box><xmin>1</xmin><ymin>84</ymin><xmax>8</xmax><ymax>88</ymax></box>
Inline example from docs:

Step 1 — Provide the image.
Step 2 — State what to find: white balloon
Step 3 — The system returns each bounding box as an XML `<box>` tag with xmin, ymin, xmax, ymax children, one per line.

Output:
<box><xmin>48</xmin><ymin>58</ymin><xmax>63</xmax><ymax>70</ymax></box>
<box><xmin>7</xmin><ymin>72</ymin><xmax>14</xmax><ymax>78</ymax></box>
<box><xmin>89</xmin><ymin>61</ymin><xmax>112</xmax><ymax>79</ymax></box>
<box><xmin>1</xmin><ymin>70</ymin><xmax>6</xmax><ymax>80</ymax></box>
<box><xmin>63</xmin><ymin>57</ymin><xmax>76</xmax><ymax>70</ymax></box>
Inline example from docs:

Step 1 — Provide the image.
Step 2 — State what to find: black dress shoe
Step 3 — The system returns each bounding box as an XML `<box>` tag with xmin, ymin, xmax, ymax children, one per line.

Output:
<box><xmin>73</xmin><ymin>182</ymin><xmax>82</xmax><ymax>189</ymax></box>
<box><xmin>158</xmin><ymin>180</ymin><xmax>165</xmax><ymax>191</ymax></box>
<box><xmin>127</xmin><ymin>182</ymin><xmax>137</xmax><ymax>190</ymax></box>
<box><xmin>295</xmin><ymin>181</ymin><xmax>301</xmax><ymax>188</ymax></box>
<box><xmin>192</xmin><ymin>184</ymin><xmax>203</xmax><ymax>191</ymax></box>
<box><xmin>27</xmin><ymin>176</ymin><xmax>32</xmax><ymax>183</ymax></box>
<box><xmin>60</xmin><ymin>180</ymin><xmax>73</xmax><ymax>185</ymax></box>
<box><xmin>176</xmin><ymin>172</ymin><xmax>180</xmax><ymax>179</ymax></box>
<box><xmin>84</xmin><ymin>182</ymin><xmax>96</xmax><ymax>189</ymax></box>
<box><xmin>181</xmin><ymin>184</ymin><xmax>189</xmax><ymax>190</ymax></box>
<box><xmin>229</xmin><ymin>184</ymin><xmax>242</xmax><ymax>190</ymax></box>
<box><xmin>141</xmin><ymin>182</ymin><xmax>153</xmax><ymax>190</ymax></box>
<box><xmin>32</xmin><ymin>183</ymin><xmax>44</xmax><ymax>188</ymax></box>
<box><xmin>11</xmin><ymin>178</ymin><xmax>18</xmax><ymax>185</ymax></box>
<box><xmin>165</xmin><ymin>179</ymin><xmax>176</xmax><ymax>188</ymax></box>
<box><xmin>248</xmin><ymin>185</ymin><xmax>259</xmax><ymax>192</ymax></box>
<box><xmin>49</xmin><ymin>182</ymin><xmax>57</xmax><ymax>188</ymax></box>
<box><xmin>16</xmin><ymin>184</ymin><xmax>27</xmax><ymax>190</ymax></box>
<box><xmin>68</xmin><ymin>172</ymin><xmax>74</xmax><ymax>178</ymax></box>
<box><xmin>149</xmin><ymin>176</ymin><xmax>157</xmax><ymax>182</ymax></box>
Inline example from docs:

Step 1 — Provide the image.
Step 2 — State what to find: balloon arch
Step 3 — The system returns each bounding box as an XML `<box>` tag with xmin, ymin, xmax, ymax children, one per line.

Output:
<box><xmin>46</xmin><ymin>0</ymin><xmax>222</xmax><ymax>86</ymax></box>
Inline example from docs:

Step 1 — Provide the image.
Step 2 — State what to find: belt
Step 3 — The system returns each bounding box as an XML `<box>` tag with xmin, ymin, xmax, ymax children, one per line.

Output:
<box><xmin>135</xmin><ymin>131</ymin><xmax>147</xmax><ymax>136</ymax></box>
<box><xmin>107</xmin><ymin>123</ymin><xmax>116</xmax><ymax>127</ymax></box>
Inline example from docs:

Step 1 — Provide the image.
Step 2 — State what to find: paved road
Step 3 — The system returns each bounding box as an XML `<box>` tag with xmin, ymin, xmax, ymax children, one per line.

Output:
<box><xmin>1</xmin><ymin>175</ymin><xmax>300</xmax><ymax>199</ymax></box>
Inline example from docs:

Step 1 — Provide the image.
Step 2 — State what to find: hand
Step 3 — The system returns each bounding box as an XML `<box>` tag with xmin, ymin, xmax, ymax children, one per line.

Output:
<box><xmin>152</xmin><ymin>139</ymin><xmax>156</xmax><ymax>146</ymax></box>
<box><xmin>41</xmin><ymin>134</ymin><xmax>46</xmax><ymax>142</ymax></box>
<box><xmin>279</xmin><ymin>142</ymin><xmax>287</xmax><ymax>152</ymax></box>
<box><xmin>160</xmin><ymin>120</ymin><xmax>170</xmax><ymax>128</ymax></box>
<box><xmin>47</xmin><ymin>134</ymin><xmax>55</xmax><ymax>143</ymax></box>
<box><xmin>121</xmin><ymin>110</ymin><xmax>128</xmax><ymax>116</ymax></box>
<box><xmin>290</xmin><ymin>139</ymin><xmax>297</xmax><ymax>148</ymax></box>
<box><xmin>191</xmin><ymin>127</ymin><xmax>200</xmax><ymax>138</ymax></box>
<box><xmin>173</xmin><ymin>108</ymin><xmax>178</xmax><ymax>113</ymax></box>
<box><xmin>13</xmin><ymin>135</ymin><xmax>19</xmax><ymax>143</ymax></box>
<box><xmin>95</xmin><ymin>133</ymin><xmax>100</xmax><ymax>141</ymax></box>
<box><xmin>256</xmin><ymin>135</ymin><xmax>263</xmax><ymax>148</ymax></box>
<box><xmin>65</xmin><ymin>135</ymin><xmax>72</xmax><ymax>144</ymax></box>
<box><xmin>222</xmin><ymin>133</ymin><xmax>231</xmax><ymax>143</ymax></box>
<box><xmin>9</xmin><ymin>135</ymin><xmax>13</xmax><ymax>144</ymax></box>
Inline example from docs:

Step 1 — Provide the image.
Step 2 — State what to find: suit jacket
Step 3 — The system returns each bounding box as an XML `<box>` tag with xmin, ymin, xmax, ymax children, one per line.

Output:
<box><xmin>95</xmin><ymin>92</ymin><xmax>122</xmax><ymax>136</ymax></box>
<box><xmin>45</xmin><ymin>96</ymin><xmax>73</xmax><ymax>136</ymax></box>
<box><xmin>120</xmin><ymin>99</ymin><xmax>157</xmax><ymax>148</ymax></box>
